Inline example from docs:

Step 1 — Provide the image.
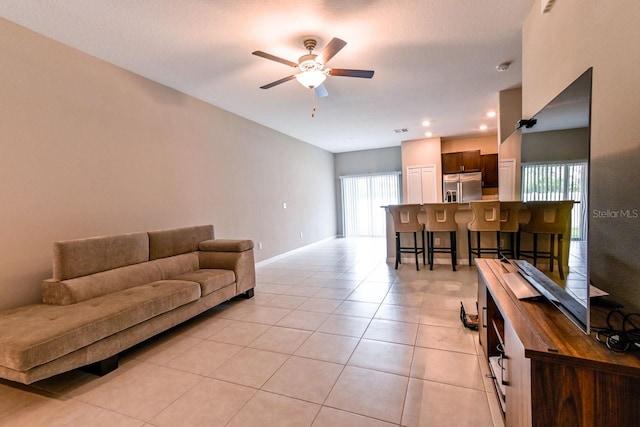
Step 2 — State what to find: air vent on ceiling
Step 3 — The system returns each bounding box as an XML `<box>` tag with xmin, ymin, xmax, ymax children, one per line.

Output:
<box><xmin>541</xmin><ymin>0</ymin><xmax>557</xmax><ymax>14</ymax></box>
<box><xmin>394</xmin><ymin>128</ymin><xmax>409</xmax><ymax>134</ymax></box>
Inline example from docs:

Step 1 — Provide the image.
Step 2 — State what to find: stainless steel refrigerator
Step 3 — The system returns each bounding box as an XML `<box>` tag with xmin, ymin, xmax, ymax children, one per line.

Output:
<box><xmin>443</xmin><ymin>172</ymin><xmax>482</xmax><ymax>202</ymax></box>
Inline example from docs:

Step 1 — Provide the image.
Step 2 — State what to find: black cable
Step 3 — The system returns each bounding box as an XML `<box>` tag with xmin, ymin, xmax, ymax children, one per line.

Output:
<box><xmin>592</xmin><ymin>309</ymin><xmax>640</xmax><ymax>352</ymax></box>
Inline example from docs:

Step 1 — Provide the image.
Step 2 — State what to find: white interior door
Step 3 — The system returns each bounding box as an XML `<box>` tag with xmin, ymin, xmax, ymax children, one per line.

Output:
<box><xmin>499</xmin><ymin>159</ymin><xmax>516</xmax><ymax>200</ymax></box>
<box><xmin>406</xmin><ymin>165</ymin><xmax>437</xmax><ymax>203</ymax></box>
<box><xmin>420</xmin><ymin>165</ymin><xmax>437</xmax><ymax>202</ymax></box>
<box><xmin>406</xmin><ymin>167</ymin><xmax>422</xmax><ymax>204</ymax></box>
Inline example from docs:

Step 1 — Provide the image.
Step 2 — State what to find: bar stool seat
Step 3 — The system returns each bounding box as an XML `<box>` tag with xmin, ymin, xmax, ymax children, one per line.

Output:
<box><xmin>517</xmin><ymin>200</ymin><xmax>574</xmax><ymax>279</ymax></box>
<box><xmin>388</xmin><ymin>204</ymin><xmax>425</xmax><ymax>271</ymax></box>
<box><xmin>419</xmin><ymin>203</ymin><xmax>459</xmax><ymax>271</ymax></box>
<box><xmin>499</xmin><ymin>201</ymin><xmax>522</xmax><ymax>258</ymax></box>
<box><xmin>467</xmin><ymin>200</ymin><xmax>501</xmax><ymax>265</ymax></box>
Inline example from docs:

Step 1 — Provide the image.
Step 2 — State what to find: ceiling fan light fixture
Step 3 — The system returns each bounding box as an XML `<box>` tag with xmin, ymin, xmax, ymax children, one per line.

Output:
<box><xmin>295</xmin><ymin>70</ymin><xmax>327</xmax><ymax>89</ymax></box>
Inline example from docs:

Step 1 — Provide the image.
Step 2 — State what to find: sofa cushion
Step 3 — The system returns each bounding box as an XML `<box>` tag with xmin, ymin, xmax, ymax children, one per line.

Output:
<box><xmin>43</xmin><ymin>261</ymin><xmax>163</xmax><ymax>305</ymax></box>
<box><xmin>0</xmin><ymin>280</ymin><xmax>200</xmax><ymax>372</ymax></box>
<box><xmin>171</xmin><ymin>269</ymin><xmax>236</xmax><ymax>296</ymax></box>
<box><xmin>151</xmin><ymin>253</ymin><xmax>200</xmax><ymax>280</ymax></box>
<box><xmin>148</xmin><ymin>225</ymin><xmax>214</xmax><ymax>260</ymax></box>
<box><xmin>199</xmin><ymin>239</ymin><xmax>254</xmax><ymax>252</ymax></box>
<box><xmin>53</xmin><ymin>232</ymin><xmax>149</xmax><ymax>280</ymax></box>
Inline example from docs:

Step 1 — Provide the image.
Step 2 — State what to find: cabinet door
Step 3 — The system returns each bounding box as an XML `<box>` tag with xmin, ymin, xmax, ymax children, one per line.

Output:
<box><xmin>441</xmin><ymin>152</ymin><xmax>462</xmax><ymax>174</ymax></box>
<box><xmin>478</xmin><ymin>278</ymin><xmax>489</xmax><ymax>359</ymax></box>
<box><xmin>481</xmin><ymin>154</ymin><xmax>499</xmax><ymax>187</ymax></box>
<box><xmin>461</xmin><ymin>150</ymin><xmax>481</xmax><ymax>172</ymax></box>
<box><xmin>504</xmin><ymin>320</ymin><xmax>532</xmax><ymax>427</ymax></box>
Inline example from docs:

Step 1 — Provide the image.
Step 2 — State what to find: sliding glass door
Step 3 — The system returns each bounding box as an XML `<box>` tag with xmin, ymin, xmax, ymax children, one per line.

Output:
<box><xmin>521</xmin><ymin>161</ymin><xmax>588</xmax><ymax>240</ymax></box>
<box><xmin>340</xmin><ymin>173</ymin><xmax>401</xmax><ymax>237</ymax></box>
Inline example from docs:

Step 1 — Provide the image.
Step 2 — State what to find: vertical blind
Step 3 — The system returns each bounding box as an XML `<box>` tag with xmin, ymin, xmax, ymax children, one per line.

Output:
<box><xmin>340</xmin><ymin>172</ymin><xmax>401</xmax><ymax>237</ymax></box>
<box><xmin>521</xmin><ymin>161</ymin><xmax>588</xmax><ymax>240</ymax></box>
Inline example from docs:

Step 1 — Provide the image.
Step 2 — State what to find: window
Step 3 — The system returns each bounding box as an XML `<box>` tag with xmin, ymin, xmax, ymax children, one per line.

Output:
<box><xmin>521</xmin><ymin>161</ymin><xmax>588</xmax><ymax>240</ymax></box>
<box><xmin>340</xmin><ymin>173</ymin><xmax>401</xmax><ymax>237</ymax></box>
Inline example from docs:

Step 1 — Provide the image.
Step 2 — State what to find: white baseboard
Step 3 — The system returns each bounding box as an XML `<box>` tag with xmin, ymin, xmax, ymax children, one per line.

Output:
<box><xmin>256</xmin><ymin>236</ymin><xmax>338</xmax><ymax>268</ymax></box>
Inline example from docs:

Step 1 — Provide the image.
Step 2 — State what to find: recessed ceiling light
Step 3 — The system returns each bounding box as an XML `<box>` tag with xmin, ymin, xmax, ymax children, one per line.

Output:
<box><xmin>425</xmin><ymin>131</ymin><xmax>433</xmax><ymax>137</ymax></box>
<box><xmin>479</xmin><ymin>124</ymin><xmax>488</xmax><ymax>131</ymax></box>
<box><xmin>486</xmin><ymin>111</ymin><xmax>497</xmax><ymax>118</ymax></box>
<box><xmin>496</xmin><ymin>61</ymin><xmax>512</xmax><ymax>72</ymax></box>
<box><xmin>422</xmin><ymin>120</ymin><xmax>431</xmax><ymax>127</ymax></box>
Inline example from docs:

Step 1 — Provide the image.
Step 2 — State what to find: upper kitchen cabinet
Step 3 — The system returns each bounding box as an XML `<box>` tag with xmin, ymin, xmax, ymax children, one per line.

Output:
<box><xmin>441</xmin><ymin>150</ymin><xmax>481</xmax><ymax>174</ymax></box>
<box><xmin>481</xmin><ymin>153</ymin><xmax>499</xmax><ymax>188</ymax></box>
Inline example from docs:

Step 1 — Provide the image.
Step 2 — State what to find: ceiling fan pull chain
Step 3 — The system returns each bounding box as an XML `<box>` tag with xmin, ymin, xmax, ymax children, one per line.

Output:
<box><xmin>311</xmin><ymin>89</ymin><xmax>317</xmax><ymax>118</ymax></box>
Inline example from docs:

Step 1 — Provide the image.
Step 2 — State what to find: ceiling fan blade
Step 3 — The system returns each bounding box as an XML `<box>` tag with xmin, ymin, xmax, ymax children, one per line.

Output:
<box><xmin>317</xmin><ymin>38</ymin><xmax>347</xmax><ymax>64</ymax></box>
<box><xmin>329</xmin><ymin>69</ymin><xmax>375</xmax><ymax>78</ymax></box>
<box><xmin>260</xmin><ymin>75</ymin><xmax>296</xmax><ymax>89</ymax></box>
<box><xmin>314</xmin><ymin>84</ymin><xmax>329</xmax><ymax>98</ymax></box>
<box><xmin>252</xmin><ymin>51</ymin><xmax>298</xmax><ymax>68</ymax></box>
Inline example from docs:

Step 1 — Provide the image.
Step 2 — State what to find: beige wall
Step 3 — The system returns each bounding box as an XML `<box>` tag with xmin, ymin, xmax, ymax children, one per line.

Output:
<box><xmin>521</xmin><ymin>128</ymin><xmax>589</xmax><ymax>163</ymax></box>
<box><xmin>0</xmin><ymin>18</ymin><xmax>336</xmax><ymax>310</ymax></box>
<box><xmin>334</xmin><ymin>147</ymin><xmax>402</xmax><ymax>235</ymax></box>
<box><xmin>523</xmin><ymin>0</ymin><xmax>640</xmax><ymax>312</ymax></box>
<box><xmin>498</xmin><ymin>87</ymin><xmax>522</xmax><ymax>144</ymax></box>
<box><xmin>441</xmin><ymin>135</ymin><xmax>498</xmax><ymax>155</ymax></box>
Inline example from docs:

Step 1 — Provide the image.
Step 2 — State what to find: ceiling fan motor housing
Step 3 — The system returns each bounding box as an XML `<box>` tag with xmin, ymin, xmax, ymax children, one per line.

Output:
<box><xmin>298</xmin><ymin>54</ymin><xmax>323</xmax><ymax>72</ymax></box>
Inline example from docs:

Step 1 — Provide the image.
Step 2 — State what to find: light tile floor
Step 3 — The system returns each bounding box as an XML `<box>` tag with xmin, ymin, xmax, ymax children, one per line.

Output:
<box><xmin>0</xmin><ymin>237</ymin><xmax>505</xmax><ymax>427</ymax></box>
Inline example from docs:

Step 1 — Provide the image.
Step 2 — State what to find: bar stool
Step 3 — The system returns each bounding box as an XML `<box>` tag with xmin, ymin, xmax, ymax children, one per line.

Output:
<box><xmin>388</xmin><ymin>204</ymin><xmax>425</xmax><ymax>271</ymax></box>
<box><xmin>419</xmin><ymin>203</ymin><xmax>459</xmax><ymax>271</ymax></box>
<box><xmin>467</xmin><ymin>200</ymin><xmax>501</xmax><ymax>266</ymax></box>
<box><xmin>499</xmin><ymin>201</ymin><xmax>522</xmax><ymax>258</ymax></box>
<box><xmin>517</xmin><ymin>200</ymin><xmax>574</xmax><ymax>279</ymax></box>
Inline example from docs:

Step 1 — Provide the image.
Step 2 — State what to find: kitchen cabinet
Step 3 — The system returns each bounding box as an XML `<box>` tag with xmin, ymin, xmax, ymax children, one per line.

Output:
<box><xmin>481</xmin><ymin>153</ymin><xmax>498</xmax><ymax>188</ymax></box>
<box><xmin>477</xmin><ymin>259</ymin><xmax>640</xmax><ymax>426</ymax></box>
<box><xmin>441</xmin><ymin>150</ymin><xmax>481</xmax><ymax>174</ymax></box>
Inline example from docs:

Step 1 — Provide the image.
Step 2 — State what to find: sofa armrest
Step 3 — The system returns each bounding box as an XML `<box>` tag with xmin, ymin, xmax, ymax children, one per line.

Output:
<box><xmin>42</xmin><ymin>278</ymin><xmax>66</xmax><ymax>305</ymax></box>
<box><xmin>198</xmin><ymin>239</ymin><xmax>255</xmax><ymax>294</ymax></box>
<box><xmin>199</xmin><ymin>239</ymin><xmax>254</xmax><ymax>252</ymax></box>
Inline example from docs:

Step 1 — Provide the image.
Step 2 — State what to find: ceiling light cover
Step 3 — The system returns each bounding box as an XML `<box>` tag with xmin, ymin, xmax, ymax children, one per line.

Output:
<box><xmin>496</xmin><ymin>61</ymin><xmax>511</xmax><ymax>72</ymax></box>
<box><xmin>295</xmin><ymin>70</ymin><xmax>327</xmax><ymax>89</ymax></box>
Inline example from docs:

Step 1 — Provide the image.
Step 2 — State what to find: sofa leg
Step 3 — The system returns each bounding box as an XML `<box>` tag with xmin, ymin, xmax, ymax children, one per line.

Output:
<box><xmin>80</xmin><ymin>354</ymin><xmax>119</xmax><ymax>377</ymax></box>
<box><xmin>243</xmin><ymin>288</ymin><xmax>255</xmax><ymax>299</ymax></box>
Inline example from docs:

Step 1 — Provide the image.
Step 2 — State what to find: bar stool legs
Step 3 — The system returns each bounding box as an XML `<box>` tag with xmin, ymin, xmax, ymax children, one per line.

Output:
<box><xmin>499</xmin><ymin>232</ymin><xmax>517</xmax><ymax>258</ymax></box>
<box><xmin>427</xmin><ymin>231</ymin><xmax>457</xmax><ymax>271</ymax></box>
<box><xmin>518</xmin><ymin>231</ymin><xmax>565</xmax><ymax>280</ymax></box>
<box><xmin>395</xmin><ymin>231</ymin><xmax>426</xmax><ymax>271</ymax></box>
<box><xmin>468</xmin><ymin>230</ymin><xmax>500</xmax><ymax>265</ymax></box>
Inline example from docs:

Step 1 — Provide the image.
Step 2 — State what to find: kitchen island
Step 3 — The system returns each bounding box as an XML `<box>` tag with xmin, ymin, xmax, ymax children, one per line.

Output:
<box><xmin>383</xmin><ymin>203</ymin><xmax>569</xmax><ymax>271</ymax></box>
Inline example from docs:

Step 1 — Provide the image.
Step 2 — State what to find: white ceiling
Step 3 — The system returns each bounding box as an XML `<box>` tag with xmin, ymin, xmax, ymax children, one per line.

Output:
<box><xmin>0</xmin><ymin>0</ymin><xmax>534</xmax><ymax>153</ymax></box>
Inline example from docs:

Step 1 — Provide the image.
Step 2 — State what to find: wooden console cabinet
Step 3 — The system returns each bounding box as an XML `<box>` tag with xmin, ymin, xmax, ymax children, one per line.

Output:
<box><xmin>477</xmin><ymin>259</ymin><xmax>640</xmax><ymax>427</ymax></box>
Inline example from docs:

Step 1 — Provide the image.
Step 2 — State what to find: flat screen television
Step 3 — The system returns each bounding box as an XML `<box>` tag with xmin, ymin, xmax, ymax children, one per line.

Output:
<box><xmin>516</xmin><ymin>68</ymin><xmax>593</xmax><ymax>333</ymax></box>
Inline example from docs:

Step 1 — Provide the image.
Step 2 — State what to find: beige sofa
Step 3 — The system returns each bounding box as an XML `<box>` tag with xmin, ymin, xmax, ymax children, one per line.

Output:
<box><xmin>0</xmin><ymin>225</ymin><xmax>255</xmax><ymax>384</ymax></box>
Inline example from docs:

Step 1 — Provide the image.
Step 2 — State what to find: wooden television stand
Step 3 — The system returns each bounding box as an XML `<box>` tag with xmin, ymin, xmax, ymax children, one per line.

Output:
<box><xmin>476</xmin><ymin>259</ymin><xmax>640</xmax><ymax>427</ymax></box>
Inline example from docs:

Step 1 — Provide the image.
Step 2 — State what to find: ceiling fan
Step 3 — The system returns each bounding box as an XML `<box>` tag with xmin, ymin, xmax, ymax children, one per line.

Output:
<box><xmin>252</xmin><ymin>37</ymin><xmax>374</xmax><ymax>98</ymax></box>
